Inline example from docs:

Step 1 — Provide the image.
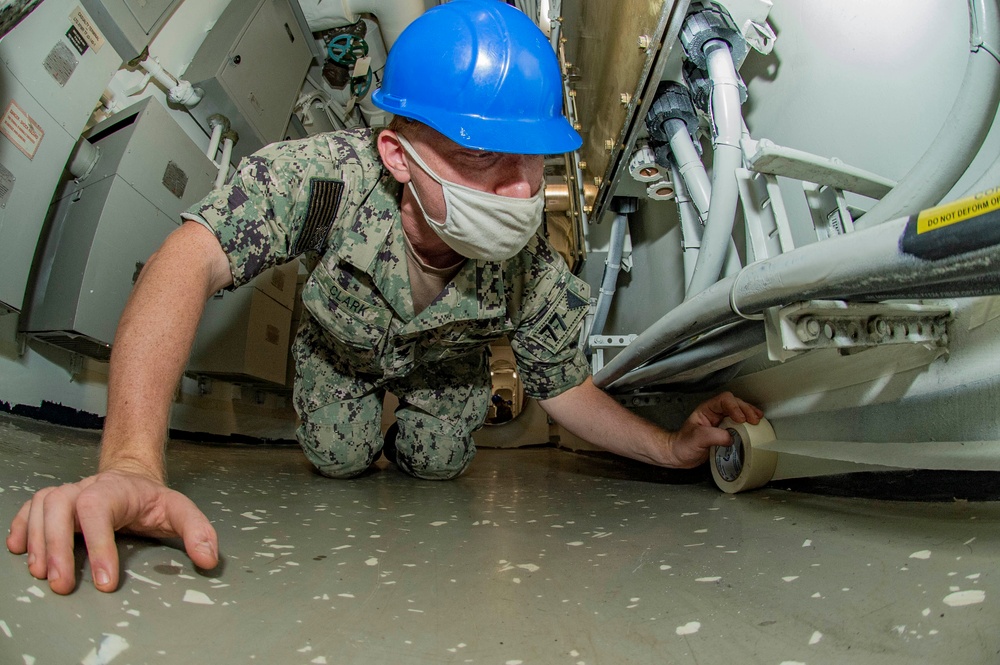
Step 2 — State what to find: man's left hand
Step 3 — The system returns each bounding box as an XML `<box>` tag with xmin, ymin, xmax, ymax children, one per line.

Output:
<box><xmin>665</xmin><ymin>392</ymin><xmax>764</xmax><ymax>468</ymax></box>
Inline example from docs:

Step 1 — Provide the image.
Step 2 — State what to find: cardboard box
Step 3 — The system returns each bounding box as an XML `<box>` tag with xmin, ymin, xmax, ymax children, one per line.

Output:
<box><xmin>250</xmin><ymin>260</ymin><xmax>299</xmax><ymax>310</ymax></box>
<box><xmin>189</xmin><ymin>267</ymin><xmax>294</xmax><ymax>386</ymax></box>
<box><xmin>284</xmin><ymin>270</ymin><xmax>308</xmax><ymax>390</ymax></box>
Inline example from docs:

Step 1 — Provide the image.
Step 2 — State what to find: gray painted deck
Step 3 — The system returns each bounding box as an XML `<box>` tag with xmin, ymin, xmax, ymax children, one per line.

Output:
<box><xmin>0</xmin><ymin>414</ymin><xmax>997</xmax><ymax>664</ymax></box>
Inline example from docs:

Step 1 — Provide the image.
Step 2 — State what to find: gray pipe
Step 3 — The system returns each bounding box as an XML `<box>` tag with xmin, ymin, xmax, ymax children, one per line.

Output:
<box><xmin>594</xmin><ymin>275</ymin><xmax>735</xmax><ymax>389</ymax></box>
<box><xmin>855</xmin><ymin>0</ymin><xmax>1000</xmax><ymax>229</ymax></box>
<box><xmin>962</xmin><ymin>152</ymin><xmax>1000</xmax><ymax>198</ymax></box>
<box><xmin>594</xmin><ymin>212</ymin><xmax>1000</xmax><ymax>388</ymax></box>
<box><xmin>670</xmin><ymin>159</ymin><xmax>703</xmax><ymax>286</ymax></box>
<box><xmin>685</xmin><ymin>40</ymin><xmax>744</xmax><ymax>298</ymax></box>
<box><xmin>666</xmin><ymin>119</ymin><xmax>712</xmax><ymax>217</ymax></box>
<box><xmin>587</xmin><ymin>211</ymin><xmax>629</xmax><ymax>348</ymax></box>
<box><xmin>606</xmin><ymin>320</ymin><xmax>765</xmax><ymax>392</ymax></box>
<box><xmin>666</xmin><ymin>120</ymin><xmax>743</xmax><ymax>287</ymax></box>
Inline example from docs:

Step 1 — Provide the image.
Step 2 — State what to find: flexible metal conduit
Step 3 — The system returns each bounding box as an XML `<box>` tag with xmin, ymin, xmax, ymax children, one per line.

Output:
<box><xmin>855</xmin><ymin>0</ymin><xmax>1000</xmax><ymax>229</ymax></box>
<box><xmin>685</xmin><ymin>39</ymin><xmax>744</xmax><ymax>298</ymax></box>
<box><xmin>593</xmin><ymin>212</ymin><xmax>1000</xmax><ymax>389</ymax></box>
<box><xmin>305</xmin><ymin>74</ymin><xmax>349</xmax><ymax>129</ymax></box>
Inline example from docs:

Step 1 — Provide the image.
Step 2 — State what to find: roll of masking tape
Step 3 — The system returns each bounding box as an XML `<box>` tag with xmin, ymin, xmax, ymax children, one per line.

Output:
<box><xmin>710</xmin><ymin>417</ymin><xmax>778</xmax><ymax>493</ymax></box>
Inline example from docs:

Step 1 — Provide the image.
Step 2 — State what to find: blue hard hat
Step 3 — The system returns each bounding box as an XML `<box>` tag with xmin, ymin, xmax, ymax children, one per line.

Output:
<box><xmin>371</xmin><ymin>0</ymin><xmax>582</xmax><ymax>155</ymax></box>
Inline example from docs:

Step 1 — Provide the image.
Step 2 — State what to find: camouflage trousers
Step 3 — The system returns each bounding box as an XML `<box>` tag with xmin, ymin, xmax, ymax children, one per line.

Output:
<box><xmin>293</xmin><ymin>330</ymin><xmax>491</xmax><ymax>481</ymax></box>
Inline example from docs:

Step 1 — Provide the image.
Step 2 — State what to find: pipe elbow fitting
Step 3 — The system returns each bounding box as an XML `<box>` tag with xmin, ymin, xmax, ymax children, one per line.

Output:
<box><xmin>168</xmin><ymin>80</ymin><xmax>204</xmax><ymax>108</ymax></box>
<box><xmin>207</xmin><ymin>114</ymin><xmax>231</xmax><ymax>132</ymax></box>
<box><xmin>680</xmin><ymin>4</ymin><xmax>749</xmax><ymax>69</ymax></box>
<box><xmin>645</xmin><ymin>81</ymin><xmax>699</xmax><ymax>143</ymax></box>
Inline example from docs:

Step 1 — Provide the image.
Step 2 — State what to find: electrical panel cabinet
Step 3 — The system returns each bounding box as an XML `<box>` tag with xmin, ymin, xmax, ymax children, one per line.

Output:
<box><xmin>25</xmin><ymin>175</ymin><xmax>177</xmax><ymax>360</ymax></box>
<box><xmin>22</xmin><ymin>98</ymin><xmax>216</xmax><ymax>359</ymax></box>
<box><xmin>0</xmin><ymin>0</ymin><xmax>124</xmax><ymax>312</ymax></box>
<box><xmin>0</xmin><ymin>76</ymin><xmax>77</xmax><ymax>314</ymax></box>
<box><xmin>184</xmin><ymin>0</ymin><xmax>316</xmax><ymax>164</ymax></box>
<box><xmin>78</xmin><ymin>0</ymin><xmax>182</xmax><ymax>61</ymax></box>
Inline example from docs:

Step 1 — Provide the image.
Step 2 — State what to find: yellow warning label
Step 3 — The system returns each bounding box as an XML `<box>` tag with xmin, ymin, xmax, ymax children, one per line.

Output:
<box><xmin>917</xmin><ymin>186</ymin><xmax>1000</xmax><ymax>234</ymax></box>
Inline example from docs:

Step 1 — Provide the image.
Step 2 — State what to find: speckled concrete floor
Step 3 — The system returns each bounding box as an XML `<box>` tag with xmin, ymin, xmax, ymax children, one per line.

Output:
<box><xmin>0</xmin><ymin>413</ymin><xmax>997</xmax><ymax>665</ymax></box>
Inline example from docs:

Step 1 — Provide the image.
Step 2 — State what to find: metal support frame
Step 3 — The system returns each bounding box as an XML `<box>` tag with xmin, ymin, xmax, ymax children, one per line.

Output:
<box><xmin>589</xmin><ymin>333</ymin><xmax>638</xmax><ymax>375</ymax></box>
<box><xmin>803</xmin><ymin>183</ymin><xmax>855</xmax><ymax>241</ymax></box>
<box><xmin>734</xmin><ymin>168</ymin><xmax>794</xmax><ymax>261</ymax></box>
<box><xmin>764</xmin><ymin>300</ymin><xmax>953</xmax><ymax>362</ymax></box>
<box><xmin>555</xmin><ymin>26</ymin><xmax>588</xmax><ymax>268</ymax></box>
<box><xmin>613</xmin><ymin>392</ymin><xmax>679</xmax><ymax>408</ymax></box>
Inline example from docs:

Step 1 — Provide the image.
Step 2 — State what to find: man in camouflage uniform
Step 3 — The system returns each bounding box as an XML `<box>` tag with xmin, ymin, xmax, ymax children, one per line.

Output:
<box><xmin>183</xmin><ymin>124</ymin><xmax>595</xmax><ymax>480</ymax></box>
<box><xmin>8</xmin><ymin>0</ymin><xmax>762</xmax><ymax>595</ymax></box>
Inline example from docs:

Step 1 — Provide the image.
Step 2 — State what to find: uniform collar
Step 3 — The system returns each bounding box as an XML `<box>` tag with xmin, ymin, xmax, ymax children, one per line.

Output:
<box><xmin>336</xmin><ymin>172</ymin><xmax>399</xmax><ymax>272</ymax></box>
<box><xmin>338</xmin><ymin>174</ymin><xmax>508</xmax><ymax>327</ymax></box>
<box><xmin>400</xmin><ymin>259</ymin><xmax>507</xmax><ymax>333</ymax></box>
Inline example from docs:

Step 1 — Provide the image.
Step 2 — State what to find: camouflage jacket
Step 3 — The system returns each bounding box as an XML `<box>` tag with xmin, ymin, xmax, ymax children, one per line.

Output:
<box><xmin>183</xmin><ymin>128</ymin><xmax>591</xmax><ymax>402</ymax></box>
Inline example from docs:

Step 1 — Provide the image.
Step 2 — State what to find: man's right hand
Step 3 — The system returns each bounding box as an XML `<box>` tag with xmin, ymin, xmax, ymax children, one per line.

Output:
<box><xmin>6</xmin><ymin>471</ymin><xmax>219</xmax><ymax>595</ymax></box>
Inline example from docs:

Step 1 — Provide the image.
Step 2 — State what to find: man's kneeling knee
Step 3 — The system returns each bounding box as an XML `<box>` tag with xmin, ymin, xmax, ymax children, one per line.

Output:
<box><xmin>399</xmin><ymin>456</ymin><xmax>472</xmax><ymax>480</ymax></box>
<box><xmin>296</xmin><ymin>418</ymin><xmax>379</xmax><ymax>480</ymax></box>
<box><xmin>313</xmin><ymin>458</ymin><xmax>374</xmax><ymax>479</ymax></box>
<box><xmin>387</xmin><ymin>425</ymin><xmax>475</xmax><ymax>480</ymax></box>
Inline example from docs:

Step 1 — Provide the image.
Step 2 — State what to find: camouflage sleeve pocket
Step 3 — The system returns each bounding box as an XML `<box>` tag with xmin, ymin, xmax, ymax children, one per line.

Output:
<box><xmin>524</xmin><ymin>273</ymin><xmax>590</xmax><ymax>357</ymax></box>
<box><xmin>512</xmin><ymin>271</ymin><xmax>591</xmax><ymax>400</ymax></box>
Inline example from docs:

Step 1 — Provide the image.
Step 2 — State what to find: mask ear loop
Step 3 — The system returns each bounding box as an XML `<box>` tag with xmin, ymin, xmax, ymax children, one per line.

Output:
<box><xmin>406</xmin><ymin>181</ymin><xmax>445</xmax><ymax>228</ymax></box>
<box><xmin>396</xmin><ymin>133</ymin><xmax>448</xmax><ymax>228</ymax></box>
<box><xmin>395</xmin><ymin>134</ymin><xmax>444</xmax><ymax>186</ymax></box>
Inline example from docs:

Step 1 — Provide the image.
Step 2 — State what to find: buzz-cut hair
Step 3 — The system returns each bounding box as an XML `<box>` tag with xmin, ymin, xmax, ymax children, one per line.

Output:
<box><xmin>387</xmin><ymin>115</ymin><xmax>417</xmax><ymax>135</ymax></box>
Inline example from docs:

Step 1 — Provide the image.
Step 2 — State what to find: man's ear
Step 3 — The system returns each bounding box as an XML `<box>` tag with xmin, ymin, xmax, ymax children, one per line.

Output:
<box><xmin>377</xmin><ymin>129</ymin><xmax>410</xmax><ymax>184</ymax></box>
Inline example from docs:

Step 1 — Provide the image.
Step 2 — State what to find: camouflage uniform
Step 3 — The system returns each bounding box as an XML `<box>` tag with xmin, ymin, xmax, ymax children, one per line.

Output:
<box><xmin>183</xmin><ymin>128</ymin><xmax>590</xmax><ymax>479</ymax></box>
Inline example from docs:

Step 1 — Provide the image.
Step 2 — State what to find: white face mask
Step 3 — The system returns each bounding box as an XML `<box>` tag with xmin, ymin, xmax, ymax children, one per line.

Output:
<box><xmin>396</xmin><ymin>134</ymin><xmax>544</xmax><ymax>261</ymax></box>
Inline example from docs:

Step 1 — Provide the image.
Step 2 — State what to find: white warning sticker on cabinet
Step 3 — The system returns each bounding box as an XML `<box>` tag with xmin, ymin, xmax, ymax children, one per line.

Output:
<box><xmin>0</xmin><ymin>101</ymin><xmax>44</xmax><ymax>160</ymax></box>
<box><xmin>0</xmin><ymin>162</ymin><xmax>14</xmax><ymax>209</ymax></box>
<box><xmin>69</xmin><ymin>6</ymin><xmax>104</xmax><ymax>53</ymax></box>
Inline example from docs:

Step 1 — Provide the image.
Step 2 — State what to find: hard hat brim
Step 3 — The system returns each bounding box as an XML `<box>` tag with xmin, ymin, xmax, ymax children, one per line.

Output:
<box><xmin>373</xmin><ymin>88</ymin><xmax>583</xmax><ymax>156</ymax></box>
